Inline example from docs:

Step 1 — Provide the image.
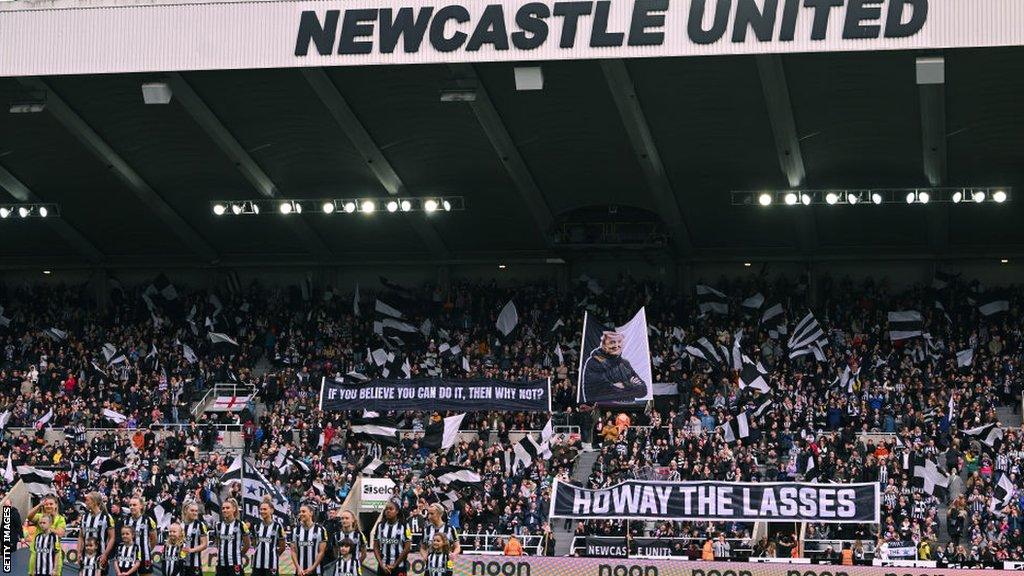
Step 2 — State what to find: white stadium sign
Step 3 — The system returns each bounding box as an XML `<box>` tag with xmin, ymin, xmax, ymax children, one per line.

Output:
<box><xmin>1</xmin><ymin>0</ymin><xmax>1024</xmax><ymax>76</ymax></box>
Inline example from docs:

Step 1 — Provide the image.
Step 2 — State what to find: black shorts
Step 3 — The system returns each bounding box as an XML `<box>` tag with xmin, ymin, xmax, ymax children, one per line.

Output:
<box><xmin>216</xmin><ymin>565</ymin><xmax>245</xmax><ymax>576</ymax></box>
<box><xmin>252</xmin><ymin>569</ymin><xmax>279</xmax><ymax>576</ymax></box>
<box><xmin>181</xmin><ymin>567</ymin><xmax>202</xmax><ymax>576</ymax></box>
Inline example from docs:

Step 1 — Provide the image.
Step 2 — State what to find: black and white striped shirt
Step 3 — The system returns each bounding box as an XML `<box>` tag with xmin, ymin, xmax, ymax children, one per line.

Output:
<box><xmin>334</xmin><ymin>529</ymin><xmax>365</xmax><ymax>560</ymax></box>
<box><xmin>33</xmin><ymin>532</ymin><xmax>59</xmax><ymax>575</ymax></box>
<box><xmin>80</xmin><ymin>554</ymin><xmax>100</xmax><ymax>576</ymax></box>
<box><xmin>130</xmin><ymin>514</ymin><xmax>157</xmax><ymax>562</ymax></box>
<box><xmin>185</xmin><ymin>519</ymin><xmax>208</xmax><ymax>568</ymax></box>
<box><xmin>374</xmin><ymin>521</ymin><xmax>410</xmax><ymax>568</ymax></box>
<box><xmin>335</xmin><ymin>558</ymin><xmax>362</xmax><ymax>576</ymax></box>
<box><xmin>292</xmin><ymin>523</ymin><xmax>328</xmax><ymax>575</ymax></box>
<box><xmin>116</xmin><ymin>543</ymin><xmax>141</xmax><ymax>572</ymax></box>
<box><xmin>426</xmin><ymin>551</ymin><xmax>452</xmax><ymax>576</ymax></box>
<box><xmin>163</xmin><ymin>544</ymin><xmax>183</xmax><ymax>576</ymax></box>
<box><xmin>422</xmin><ymin>523</ymin><xmax>458</xmax><ymax>551</ymax></box>
<box><xmin>80</xmin><ymin>511</ymin><xmax>115</xmax><ymax>556</ymax></box>
<box><xmin>215</xmin><ymin>520</ymin><xmax>249</xmax><ymax>567</ymax></box>
<box><xmin>252</xmin><ymin>519</ymin><xmax>286</xmax><ymax>570</ymax></box>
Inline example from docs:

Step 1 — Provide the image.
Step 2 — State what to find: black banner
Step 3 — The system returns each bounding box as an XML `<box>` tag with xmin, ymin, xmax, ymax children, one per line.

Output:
<box><xmin>631</xmin><ymin>537</ymin><xmax>681</xmax><ymax>558</ymax></box>
<box><xmin>319</xmin><ymin>377</ymin><xmax>551</xmax><ymax>412</ymax></box>
<box><xmin>550</xmin><ymin>480</ymin><xmax>879</xmax><ymax>523</ymax></box>
<box><xmin>585</xmin><ymin>536</ymin><xmax>627</xmax><ymax>558</ymax></box>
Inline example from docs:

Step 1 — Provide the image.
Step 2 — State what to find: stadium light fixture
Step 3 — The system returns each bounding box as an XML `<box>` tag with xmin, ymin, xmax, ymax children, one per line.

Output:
<box><xmin>18</xmin><ymin>207</ymin><xmax>29</xmax><ymax>218</ymax></box>
<box><xmin>0</xmin><ymin>208</ymin><xmax>8</xmax><ymax>219</ymax></box>
<box><xmin>758</xmin><ymin>193</ymin><xmax>772</xmax><ymax>206</ymax></box>
<box><xmin>231</xmin><ymin>203</ymin><xmax>243</xmax><ymax>215</ymax></box>
<box><xmin>443</xmin><ymin>200</ymin><xmax>452</xmax><ymax>212</ymax></box>
<box><xmin>847</xmin><ymin>193</ymin><xmax>860</xmax><ymax>205</ymax></box>
<box><xmin>784</xmin><ymin>193</ymin><xmax>798</xmax><ymax>206</ymax></box>
<box><xmin>279</xmin><ymin>201</ymin><xmax>292</xmax><ymax>215</ymax></box>
<box><xmin>918</xmin><ymin>191</ymin><xmax>930</xmax><ymax>204</ymax></box>
<box><xmin>212</xmin><ymin>197</ymin><xmax>464</xmax><ymax>215</ymax></box>
<box><xmin>360</xmin><ymin>200</ymin><xmax>376</xmax><ymax>213</ymax></box>
<box><xmin>424</xmin><ymin>199</ymin><xmax>439</xmax><ymax>212</ymax></box>
<box><xmin>973</xmin><ymin>190</ymin><xmax>986</xmax><ymax>203</ymax></box>
<box><xmin>498</xmin><ymin>264</ymin><xmax>507</xmax><ymax>269</ymax></box>
<box><xmin>871</xmin><ymin>193</ymin><xmax>883</xmax><ymax>205</ymax></box>
<box><xmin>213</xmin><ymin>203</ymin><xmax>226</xmax><ymax>216</ymax></box>
<box><xmin>1001</xmin><ymin>259</ymin><xmax>1009</xmax><ymax>264</ymax></box>
<box><xmin>386</xmin><ymin>200</ymin><xmax>399</xmax><ymax>213</ymax></box>
<box><xmin>141</xmin><ymin>82</ymin><xmax>173</xmax><ymax>105</ymax></box>
<box><xmin>744</xmin><ymin>262</ymin><xmax>752</xmax><ymax>267</ymax></box>
<box><xmin>906</xmin><ymin>192</ymin><xmax>916</xmax><ymax>204</ymax></box>
<box><xmin>322</xmin><ymin>201</ymin><xmax>335</xmax><ymax>214</ymax></box>
<box><xmin>801</xmin><ymin>193</ymin><xmax>812</xmax><ymax>206</ymax></box>
<box><xmin>43</xmin><ymin>270</ymin><xmax>51</xmax><ymax>275</ymax></box>
<box><xmin>952</xmin><ymin>191</ymin><xmax>963</xmax><ymax>204</ymax></box>
<box><xmin>38</xmin><ymin>206</ymin><xmax>48</xmax><ymax>218</ymax></box>
<box><xmin>343</xmin><ymin>201</ymin><xmax>357</xmax><ymax>214</ymax></box>
<box><xmin>400</xmin><ymin>200</ymin><xmax>412</xmax><ymax>212</ymax></box>
<box><xmin>825</xmin><ymin>192</ymin><xmax>838</xmax><ymax>205</ymax></box>
<box><xmin>993</xmin><ymin>190</ymin><xmax>1007</xmax><ymax>203</ymax></box>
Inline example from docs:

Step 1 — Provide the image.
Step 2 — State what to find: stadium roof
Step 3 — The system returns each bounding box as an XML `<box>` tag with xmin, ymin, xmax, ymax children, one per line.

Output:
<box><xmin>2</xmin><ymin>47</ymin><xmax>1024</xmax><ymax>268</ymax></box>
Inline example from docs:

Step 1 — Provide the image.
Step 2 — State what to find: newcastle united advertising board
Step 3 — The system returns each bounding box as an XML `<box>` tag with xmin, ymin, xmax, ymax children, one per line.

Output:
<box><xmin>4</xmin><ymin>1</ymin><xmax>1024</xmax><ymax>76</ymax></box>
<box><xmin>550</xmin><ymin>479</ymin><xmax>880</xmax><ymax>523</ymax></box>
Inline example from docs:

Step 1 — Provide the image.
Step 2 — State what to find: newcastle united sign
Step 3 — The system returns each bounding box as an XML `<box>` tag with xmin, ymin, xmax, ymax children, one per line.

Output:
<box><xmin>3</xmin><ymin>0</ymin><xmax>1024</xmax><ymax>76</ymax></box>
<box><xmin>550</xmin><ymin>479</ymin><xmax>880</xmax><ymax>523</ymax></box>
<box><xmin>319</xmin><ymin>376</ymin><xmax>551</xmax><ymax>412</ymax></box>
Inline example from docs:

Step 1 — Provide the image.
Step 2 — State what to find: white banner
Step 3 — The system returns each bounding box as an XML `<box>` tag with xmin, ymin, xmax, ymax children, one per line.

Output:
<box><xmin>2</xmin><ymin>0</ymin><xmax>1024</xmax><ymax>76</ymax></box>
<box><xmin>359</xmin><ymin>477</ymin><xmax>396</xmax><ymax>511</ymax></box>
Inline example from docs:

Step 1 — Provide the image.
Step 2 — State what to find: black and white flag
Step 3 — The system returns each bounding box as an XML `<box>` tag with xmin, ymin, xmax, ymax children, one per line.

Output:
<box><xmin>16</xmin><ymin>466</ymin><xmax>55</xmax><ymax>495</ymax></box>
<box><xmin>513</xmin><ymin>434</ymin><xmax>551</xmax><ymax>470</ymax></box>
<box><xmin>741</xmin><ymin>293</ymin><xmax>765</xmax><ymax>310</ymax></box>
<box><xmin>721</xmin><ymin>413</ymin><xmax>749</xmax><ymax>444</ymax></box>
<box><xmin>496</xmin><ymin>300</ymin><xmax>519</xmax><ymax>336</ymax></box>
<box><xmin>911</xmin><ymin>456</ymin><xmax>949</xmax><ymax>496</ymax></box>
<box><xmin>426</xmin><ymin>465</ymin><xmax>483</xmax><ymax>490</ymax></box>
<box><xmin>685</xmin><ymin>337</ymin><xmax>723</xmax><ymax>367</ymax></box>
<box><xmin>98</xmin><ymin>458</ymin><xmax>128</xmax><ymax>477</ymax></box>
<box><xmin>359</xmin><ymin>455</ymin><xmax>384</xmax><ymax>476</ymax></box>
<box><xmin>182</xmin><ymin>343</ymin><xmax>197</xmax><ymax>364</ymax></box>
<box><xmin>956</xmin><ymin>348</ymin><xmax>975</xmax><ymax>367</ymax></box>
<box><xmin>888</xmin><ymin>311</ymin><xmax>924</xmax><ymax>341</ymax></box>
<box><xmin>350</xmin><ymin>418</ymin><xmax>401</xmax><ymax>446</ymax></box>
<box><xmin>788</xmin><ymin>311</ymin><xmax>824</xmax><ymax>356</ymax></box>
<box><xmin>979</xmin><ymin>293</ymin><xmax>1010</xmax><ymax>317</ymax></box>
<box><xmin>102</xmin><ymin>408</ymin><xmax>127</xmax><ymax>425</ymax></box>
<box><xmin>208</xmin><ymin>332</ymin><xmax>239</xmax><ymax>346</ymax></box>
<box><xmin>963</xmin><ymin>423</ymin><xmax>1003</xmax><ymax>449</ymax></box>
<box><xmin>752</xmin><ymin>394</ymin><xmax>773</xmax><ymax>418</ymax></box>
<box><xmin>220</xmin><ymin>456</ymin><xmax>291</xmax><ymax>525</ymax></box>
<box><xmin>696</xmin><ymin>285</ymin><xmax>728</xmax><ymax>315</ymax></box>
<box><xmin>738</xmin><ymin>356</ymin><xmax>770</xmax><ymax>393</ymax></box>
<box><xmin>990</xmin><ymin>472</ymin><xmax>1016</xmax><ymax>513</ymax></box>
<box><xmin>381</xmin><ymin>353</ymin><xmax>411</xmax><ymax>379</ymax></box>
<box><xmin>34</xmin><ymin>409</ymin><xmax>53</xmax><ymax>430</ymax></box>
<box><xmin>146</xmin><ymin>273</ymin><xmax>179</xmax><ymax>301</ymax></box>
<box><xmin>374</xmin><ymin>298</ymin><xmax>404</xmax><ymax>319</ymax></box>
<box><xmin>421</xmin><ymin>413</ymin><xmax>466</xmax><ymax>450</ymax></box>
<box><xmin>43</xmin><ymin>327</ymin><xmax>68</xmax><ymax>341</ymax></box>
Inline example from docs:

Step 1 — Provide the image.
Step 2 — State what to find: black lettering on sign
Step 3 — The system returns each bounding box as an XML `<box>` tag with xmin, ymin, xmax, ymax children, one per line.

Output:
<box><xmin>628</xmin><ymin>0</ymin><xmax>667</xmax><ymax>46</ymax></box>
<box><xmin>805</xmin><ymin>0</ymin><xmax>844</xmax><ymax>40</ymax></box>
<box><xmin>467</xmin><ymin>5</ymin><xmax>510</xmax><ymax>51</ymax></box>
<box><xmin>429</xmin><ymin>5</ymin><xmax>471</xmax><ymax>52</ymax></box>
<box><xmin>843</xmin><ymin>0</ymin><xmax>884</xmax><ymax>39</ymax></box>
<box><xmin>295</xmin><ymin>10</ymin><xmax>339</xmax><ymax>56</ymax></box>
<box><xmin>688</xmin><ymin>0</ymin><xmax>731</xmax><ymax>44</ymax></box>
<box><xmin>552</xmin><ymin>2</ymin><xmax>593</xmax><ymax>48</ymax></box>
<box><xmin>733</xmin><ymin>0</ymin><xmax>778</xmax><ymax>42</ymax></box>
<box><xmin>339</xmin><ymin>9</ymin><xmax>378</xmax><ymax>55</ymax></box>
<box><xmin>379</xmin><ymin>7</ymin><xmax>433</xmax><ymax>54</ymax></box>
<box><xmin>590</xmin><ymin>1</ymin><xmax>625</xmax><ymax>47</ymax></box>
<box><xmin>885</xmin><ymin>0</ymin><xmax>928</xmax><ymax>37</ymax></box>
<box><xmin>512</xmin><ymin>3</ymin><xmax>551</xmax><ymax>50</ymax></box>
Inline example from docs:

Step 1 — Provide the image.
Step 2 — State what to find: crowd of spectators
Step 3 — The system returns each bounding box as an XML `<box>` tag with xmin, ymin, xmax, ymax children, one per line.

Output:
<box><xmin>1</xmin><ymin>272</ymin><xmax>1023</xmax><ymax>566</ymax></box>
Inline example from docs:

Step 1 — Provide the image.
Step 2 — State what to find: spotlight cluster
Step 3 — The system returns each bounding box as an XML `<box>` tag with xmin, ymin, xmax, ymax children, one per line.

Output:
<box><xmin>0</xmin><ymin>203</ymin><xmax>57</xmax><ymax>219</ymax></box>
<box><xmin>212</xmin><ymin>197</ymin><xmax>462</xmax><ymax>216</ymax></box>
<box><xmin>738</xmin><ymin>187</ymin><xmax>1009</xmax><ymax>207</ymax></box>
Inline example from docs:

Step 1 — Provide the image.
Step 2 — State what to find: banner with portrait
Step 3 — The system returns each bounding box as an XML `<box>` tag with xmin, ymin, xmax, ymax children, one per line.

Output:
<box><xmin>576</xmin><ymin>307</ymin><xmax>653</xmax><ymax>405</ymax></box>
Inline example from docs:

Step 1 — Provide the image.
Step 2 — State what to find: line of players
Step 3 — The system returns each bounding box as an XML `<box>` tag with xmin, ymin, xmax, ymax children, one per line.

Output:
<box><xmin>37</xmin><ymin>495</ymin><xmax>462</xmax><ymax>576</ymax></box>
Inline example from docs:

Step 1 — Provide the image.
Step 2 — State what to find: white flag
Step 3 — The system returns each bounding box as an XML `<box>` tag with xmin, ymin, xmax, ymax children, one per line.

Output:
<box><xmin>0</xmin><ymin>410</ymin><xmax>10</xmax><ymax>430</ymax></box>
<box><xmin>496</xmin><ymin>300</ymin><xmax>519</xmax><ymax>336</ymax></box>
<box><xmin>956</xmin><ymin>348</ymin><xmax>974</xmax><ymax>367</ymax></box>
<box><xmin>353</xmin><ymin>283</ymin><xmax>360</xmax><ymax>317</ymax></box>
<box><xmin>102</xmin><ymin>408</ymin><xmax>127</xmax><ymax>424</ymax></box>
<box><xmin>208</xmin><ymin>332</ymin><xmax>239</xmax><ymax>346</ymax></box>
<box><xmin>2</xmin><ymin>454</ymin><xmax>13</xmax><ymax>484</ymax></box>
<box><xmin>554</xmin><ymin>344</ymin><xmax>564</xmax><ymax>366</ymax></box>
<box><xmin>182</xmin><ymin>344</ymin><xmax>198</xmax><ymax>364</ymax></box>
<box><xmin>442</xmin><ymin>413</ymin><xmax>466</xmax><ymax>450</ymax></box>
<box><xmin>462</xmin><ymin>355</ymin><xmax>471</xmax><ymax>373</ymax></box>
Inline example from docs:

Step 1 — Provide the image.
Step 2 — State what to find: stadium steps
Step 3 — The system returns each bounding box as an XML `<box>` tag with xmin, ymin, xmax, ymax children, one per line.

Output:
<box><xmin>996</xmin><ymin>404</ymin><xmax>1022</xmax><ymax>429</ymax></box>
<box><xmin>552</xmin><ymin>447</ymin><xmax>601</xmax><ymax>555</ymax></box>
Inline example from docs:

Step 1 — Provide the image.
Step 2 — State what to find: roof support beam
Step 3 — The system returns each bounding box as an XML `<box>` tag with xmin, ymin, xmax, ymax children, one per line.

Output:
<box><xmin>299</xmin><ymin>68</ymin><xmax>449</xmax><ymax>257</ymax></box>
<box><xmin>917</xmin><ymin>56</ymin><xmax>949</xmax><ymax>253</ymax></box>
<box><xmin>18</xmin><ymin>77</ymin><xmax>219</xmax><ymax>263</ymax></box>
<box><xmin>447</xmin><ymin>63</ymin><xmax>555</xmax><ymax>247</ymax></box>
<box><xmin>756</xmin><ymin>55</ymin><xmax>816</xmax><ymax>255</ymax></box>
<box><xmin>0</xmin><ymin>163</ymin><xmax>105</xmax><ymax>264</ymax></box>
<box><xmin>166</xmin><ymin>73</ymin><xmax>332</xmax><ymax>259</ymax></box>
<box><xmin>600</xmin><ymin>59</ymin><xmax>693</xmax><ymax>256</ymax></box>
